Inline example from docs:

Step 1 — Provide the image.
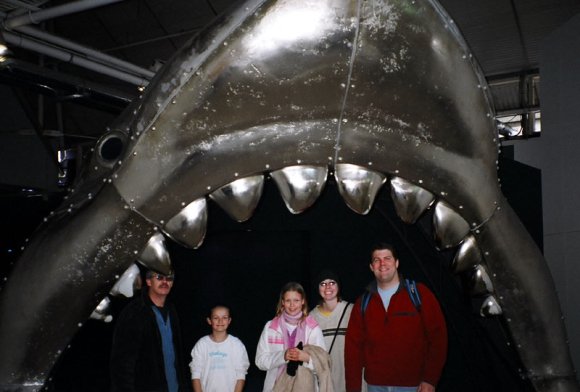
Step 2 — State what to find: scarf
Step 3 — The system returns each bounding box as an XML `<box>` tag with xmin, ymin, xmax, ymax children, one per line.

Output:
<box><xmin>279</xmin><ymin>311</ymin><xmax>307</xmax><ymax>350</ymax></box>
<box><xmin>273</xmin><ymin>311</ymin><xmax>308</xmax><ymax>379</ymax></box>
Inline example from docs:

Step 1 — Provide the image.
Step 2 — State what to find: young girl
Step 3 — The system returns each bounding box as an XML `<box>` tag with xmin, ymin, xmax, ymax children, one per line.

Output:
<box><xmin>310</xmin><ymin>270</ymin><xmax>353</xmax><ymax>392</ymax></box>
<box><xmin>255</xmin><ymin>282</ymin><xmax>326</xmax><ymax>391</ymax></box>
<box><xmin>190</xmin><ymin>305</ymin><xmax>250</xmax><ymax>392</ymax></box>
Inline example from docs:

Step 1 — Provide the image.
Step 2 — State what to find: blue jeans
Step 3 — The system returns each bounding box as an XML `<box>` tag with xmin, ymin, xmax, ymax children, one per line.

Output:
<box><xmin>367</xmin><ymin>385</ymin><xmax>417</xmax><ymax>392</ymax></box>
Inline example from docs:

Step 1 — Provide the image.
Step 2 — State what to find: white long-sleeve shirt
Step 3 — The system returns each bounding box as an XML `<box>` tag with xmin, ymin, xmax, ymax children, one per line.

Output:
<box><xmin>190</xmin><ymin>334</ymin><xmax>249</xmax><ymax>391</ymax></box>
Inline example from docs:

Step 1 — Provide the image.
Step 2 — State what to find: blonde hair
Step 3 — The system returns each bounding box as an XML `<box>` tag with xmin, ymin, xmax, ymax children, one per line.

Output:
<box><xmin>275</xmin><ymin>282</ymin><xmax>309</xmax><ymax>319</ymax></box>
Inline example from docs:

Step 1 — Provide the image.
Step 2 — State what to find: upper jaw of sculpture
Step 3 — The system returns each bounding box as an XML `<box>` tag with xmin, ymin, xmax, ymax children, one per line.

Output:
<box><xmin>0</xmin><ymin>0</ymin><xmax>578</xmax><ymax>391</ymax></box>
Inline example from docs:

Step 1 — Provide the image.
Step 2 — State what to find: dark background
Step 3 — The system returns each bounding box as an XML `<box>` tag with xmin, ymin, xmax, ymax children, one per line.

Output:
<box><xmin>1</xmin><ymin>153</ymin><xmax>540</xmax><ymax>391</ymax></box>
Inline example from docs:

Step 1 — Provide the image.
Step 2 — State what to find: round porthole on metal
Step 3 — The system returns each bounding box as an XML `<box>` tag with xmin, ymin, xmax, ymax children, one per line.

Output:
<box><xmin>96</xmin><ymin>131</ymin><xmax>127</xmax><ymax>168</ymax></box>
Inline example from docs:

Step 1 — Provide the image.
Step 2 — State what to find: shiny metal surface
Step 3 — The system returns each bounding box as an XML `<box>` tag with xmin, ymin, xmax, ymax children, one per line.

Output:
<box><xmin>90</xmin><ymin>297</ymin><xmax>113</xmax><ymax>323</ymax></box>
<box><xmin>334</xmin><ymin>163</ymin><xmax>386</xmax><ymax>215</ymax></box>
<box><xmin>164</xmin><ymin>197</ymin><xmax>208</xmax><ymax>249</ymax></box>
<box><xmin>480</xmin><ymin>295</ymin><xmax>503</xmax><ymax>317</ymax></box>
<box><xmin>110</xmin><ymin>263</ymin><xmax>141</xmax><ymax>298</ymax></box>
<box><xmin>137</xmin><ymin>233</ymin><xmax>172</xmax><ymax>275</ymax></box>
<box><xmin>470</xmin><ymin>264</ymin><xmax>494</xmax><ymax>296</ymax></box>
<box><xmin>452</xmin><ymin>235</ymin><xmax>483</xmax><ymax>273</ymax></box>
<box><xmin>433</xmin><ymin>200</ymin><xmax>471</xmax><ymax>249</ymax></box>
<box><xmin>271</xmin><ymin>165</ymin><xmax>328</xmax><ymax>214</ymax></box>
<box><xmin>209</xmin><ymin>175</ymin><xmax>265</xmax><ymax>222</ymax></box>
<box><xmin>0</xmin><ymin>0</ymin><xmax>577</xmax><ymax>391</ymax></box>
<box><xmin>389</xmin><ymin>176</ymin><xmax>435</xmax><ymax>224</ymax></box>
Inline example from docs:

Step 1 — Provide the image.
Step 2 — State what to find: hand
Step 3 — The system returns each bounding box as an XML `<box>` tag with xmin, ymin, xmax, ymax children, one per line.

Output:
<box><xmin>284</xmin><ymin>348</ymin><xmax>294</xmax><ymax>361</ymax></box>
<box><xmin>285</xmin><ymin>347</ymin><xmax>310</xmax><ymax>362</ymax></box>
<box><xmin>285</xmin><ymin>346</ymin><xmax>308</xmax><ymax>377</ymax></box>
<box><xmin>417</xmin><ymin>381</ymin><xmax>435</xmax><ymax>392</ymax></box>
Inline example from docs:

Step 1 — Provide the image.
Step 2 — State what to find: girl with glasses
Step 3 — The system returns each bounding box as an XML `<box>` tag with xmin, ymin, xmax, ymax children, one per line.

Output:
<box><xmin>310</xmin><ymin>270</ymin><xmax>353</xmax><ymax>392</ymax></box>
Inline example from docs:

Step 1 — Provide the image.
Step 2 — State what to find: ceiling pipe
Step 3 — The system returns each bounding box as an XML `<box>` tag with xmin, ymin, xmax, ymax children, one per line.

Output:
<box><xmin>10</xmin><ymin>58</ymin><xmax>135</xmax><ymax>102</ymax></box>
<box><xmin>3</xmin><ymin>0</ymin><xmax>123</xmax><ymax>30</ymax></box>
<box><xmin>4</xmin><ymin>31</ymin><xmax>149</xmax><ymax>86</ymax></box>
<box><xmin>14</xmin><ymin>25</ymin><xmax>155</xmax><ymax>79</ymax></box>
<box><xmin>0</xmin><ymin>0</ymin><xmax>154</xmax><ymax>86</ymax></box>
<box><xmin>1</xmin><ymin>0</ymin><xmax>44</xmax><ymax>12</ymax></box>
<box><xmin>1</xmin><ymin>0</ymin><xmax>152</xmax><ymax>86</ymax></box>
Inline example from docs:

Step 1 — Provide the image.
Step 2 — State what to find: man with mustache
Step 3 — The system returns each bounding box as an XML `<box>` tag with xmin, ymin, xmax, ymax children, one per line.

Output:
<box><xmin>111</xmin><ymin>269</ymin><xmax>192</xmax><ymax>392</ymax></box>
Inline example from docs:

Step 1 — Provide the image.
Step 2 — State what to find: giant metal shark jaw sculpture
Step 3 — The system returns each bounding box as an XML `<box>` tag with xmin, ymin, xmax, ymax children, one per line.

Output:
<box><xmin>0</xmin><ymin>0</ymin><xmax>578</xmax><ymax>391</ymax></box>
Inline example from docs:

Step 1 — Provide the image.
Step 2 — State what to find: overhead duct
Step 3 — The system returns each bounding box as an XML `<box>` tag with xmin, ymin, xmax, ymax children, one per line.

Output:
<box><xmin>14</xmin><ymin>26</ymin><xmax>155</xmax><ymax>79</ymax></box>
<box><xmin>1</xmin><ymin>0</ymin><xmax>153</xmax><ymax>86</ymax></box>
<box><xmin>3</xmin><ymin>0</ymin><xmax>123</xmax><ymax>30</ymax></box>
<box><xmin>3</xmin><ymin>31</ymin><xmax>149</xmax><ymax>86</ymax></box>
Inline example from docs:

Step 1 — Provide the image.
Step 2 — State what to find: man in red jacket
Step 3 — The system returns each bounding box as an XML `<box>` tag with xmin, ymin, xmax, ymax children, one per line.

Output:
<box><xmin>345</xmin><ymin>243</ymin><xmax>447</xmax><ymax>392</ymax></box>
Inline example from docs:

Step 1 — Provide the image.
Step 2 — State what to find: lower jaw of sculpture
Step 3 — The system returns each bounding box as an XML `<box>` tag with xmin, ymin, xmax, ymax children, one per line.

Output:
<box><xmin>0</xmin><ymin>156</ymin><xmax>577</xmax><ymax>392</ymax></box>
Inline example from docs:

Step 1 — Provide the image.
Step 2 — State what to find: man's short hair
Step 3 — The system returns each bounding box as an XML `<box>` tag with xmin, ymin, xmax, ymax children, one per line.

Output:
<box><xmin>370</xmin><ymin>242</ymin><xmax>399</xmax><ymax>261</ymax></box>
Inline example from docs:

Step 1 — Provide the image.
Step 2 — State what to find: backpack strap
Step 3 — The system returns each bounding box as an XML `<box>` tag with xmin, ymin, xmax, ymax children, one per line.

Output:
<box><xmin>360</xmin><ymin>290</ymin><xmax>372</xmax><ymax>316</ymax></box>
<box><xmin>361</xmin><ymin>280</ymin><xmax>422</xmax><ymax>315</ymax></box>
<box><xmin>405</xmin><ymin>278</ymin><xmax>422</xmax><ymax>311</ymax></box>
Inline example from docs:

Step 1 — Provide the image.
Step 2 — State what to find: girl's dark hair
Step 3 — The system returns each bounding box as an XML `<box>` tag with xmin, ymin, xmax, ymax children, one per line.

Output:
<box><xmin>315</xmin><ymin>269</ymin><xmax>342</xmax><ymax>304</ymax></box>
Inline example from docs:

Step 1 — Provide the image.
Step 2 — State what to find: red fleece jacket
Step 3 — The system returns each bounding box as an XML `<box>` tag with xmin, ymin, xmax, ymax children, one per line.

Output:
<box><xmin>345</xmin><ymin>282</ymin><xmax>447</xmax><ymax>391</ymax></box>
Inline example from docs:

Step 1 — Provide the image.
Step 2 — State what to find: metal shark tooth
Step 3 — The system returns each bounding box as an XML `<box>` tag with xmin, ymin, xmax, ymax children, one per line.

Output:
<box><xmin>334</xmin><ymin>163</ymin><xmax>387</xmax><ymax>215</ymax></box>
<box><xmin>433</xmin><ymin>200</ymin><xmax>471</xmax><ymax>250</ymax></box>
<box><xmin>90</xmin><ymin>297</ymin><xmax>113</xmax><ymax>323</ymax></box>
<box><xmin>97</xmin><ymin>263</ymin><xmax>144</xmax><ymax>324</ymax></box>
<box><xmin>163</xmin><ymin>197</ymin><xmax>208</xmax><ymax>249</ymax></box>
<box><xmin>109</xmin><ymin>263</ymin><xmax>142</xmax><ymax>298</ymax></box>
<box><xmin>137</xmin><ymin>232</ymin><xmax>172</xmax><ymax>275</ymax></box>
<box><xmin>451</xmin><ymin>234</ymin><xmax>483</xmax><ymax>274</ymax></box>
<box><xmin>0</xmin><ymin>0</ymin><xmax>578</xmax><ymax>391</ymax></box>
<box><xmin>470</xmin><ymin>264</ymin><xmax>495</xmax><ymax>297</ymax></box>
<box><xmin>209</xmin><ymin>175</ymin><xmax>265</xmax><ymax>222</ymax></box>
<box><xmin>271</xmin><ymin>165</ymin><xmax>328</xmax><ymax>214</ymax></box>
<box><xmin>390</xmin><ymin>176</ymin><xmax>435</xmax><ymax>224</ymax></box>
<box><xmin>481</xmin><ymin>295</ymin><xmax>503</xmax><ymax>317</ymax></box>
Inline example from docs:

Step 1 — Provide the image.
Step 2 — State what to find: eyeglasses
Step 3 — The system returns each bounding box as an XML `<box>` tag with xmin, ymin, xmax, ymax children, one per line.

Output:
<box><xmin>319</xmin><ymin>281</ymin><xmax>337</xmax><ymax>288</ymax></box>
<box><xmin>151</xmin><ymin>273</ymin><xmax>174</xmax><ymax>282</ymax></box>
